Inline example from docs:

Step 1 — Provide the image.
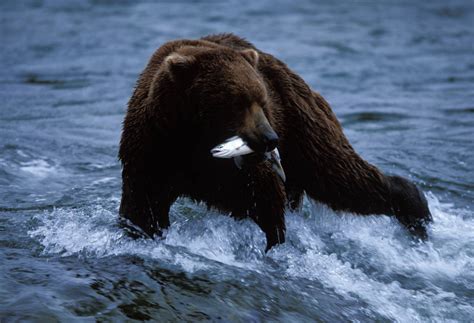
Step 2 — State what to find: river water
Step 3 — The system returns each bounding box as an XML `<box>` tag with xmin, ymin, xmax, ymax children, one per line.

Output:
<box><xmin>1</xmin><ymin>0</ymin><xmax>473</xmax><ymax>321</ymax></box>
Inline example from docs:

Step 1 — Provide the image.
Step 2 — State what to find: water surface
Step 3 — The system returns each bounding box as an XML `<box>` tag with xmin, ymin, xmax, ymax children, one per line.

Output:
<box><xmin>1</xmin><ymin>0</ymin><xmax>473</xmax><ymax>321</ymax></box>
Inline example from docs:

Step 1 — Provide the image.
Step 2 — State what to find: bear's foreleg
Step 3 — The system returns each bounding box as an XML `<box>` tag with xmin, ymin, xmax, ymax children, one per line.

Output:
<box><xmin>244</xmin><ymin>166</ymin><xmax>287</xmax><ymax>252</ymax></box>
<box><xmin>119</xmin><ymin>172</ymin><xmax>177</xmax><ymax>238</ymax></box>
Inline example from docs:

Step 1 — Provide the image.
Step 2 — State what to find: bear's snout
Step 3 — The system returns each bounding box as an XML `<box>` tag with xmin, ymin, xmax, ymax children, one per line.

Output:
<box><xmin>241</xmin><ymin>103</ymin><xmax>279</xmax><ymax>153</ymax></box>
<box><xmin>260</xmin><ymin>126</ymin><xmax>279</xmax><ymax>152</ymax></box>
<box><xmin>242</xmin><ymin>125</ymin><xmax>279</xmax><ymax>153</ymax></box>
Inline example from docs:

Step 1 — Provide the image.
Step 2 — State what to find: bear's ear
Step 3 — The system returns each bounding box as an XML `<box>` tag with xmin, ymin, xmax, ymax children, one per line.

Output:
<box><xmin>240</xmin><ymin>49</ymin><xmax>259</xmax><ymax>68</ymax></box>
<box><xmin>164</xmin><ymin>53</ymin><xmax>197</xmax><ymax>80</ymax></box>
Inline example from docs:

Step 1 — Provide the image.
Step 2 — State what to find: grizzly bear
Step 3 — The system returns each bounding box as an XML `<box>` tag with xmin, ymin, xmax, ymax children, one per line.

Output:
<box><xmin>119</xmin><ymin>33</ymin><xmax>432</xmax><ymax>251</ymax></box>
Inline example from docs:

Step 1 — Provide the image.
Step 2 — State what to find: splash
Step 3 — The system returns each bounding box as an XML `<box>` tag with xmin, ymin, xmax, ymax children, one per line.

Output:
<box><xmin>29</xmin><ymin>194</ymin><xmax>474</xmax><ymax>321</ymax></box>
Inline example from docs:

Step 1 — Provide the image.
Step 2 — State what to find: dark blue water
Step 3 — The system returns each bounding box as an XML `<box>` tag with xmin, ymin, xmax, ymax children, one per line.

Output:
<box><xmin>1</xmin><ymin>0</ymin><xmax>473</xmax><ymax>321</ymax></box>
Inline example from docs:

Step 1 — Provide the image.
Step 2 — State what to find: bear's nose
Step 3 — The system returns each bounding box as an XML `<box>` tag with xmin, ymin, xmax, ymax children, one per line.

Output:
<box><xmin>264</xmin><ymin>132</ymin><xmax>279</xmax><ymax>152</ymax></box>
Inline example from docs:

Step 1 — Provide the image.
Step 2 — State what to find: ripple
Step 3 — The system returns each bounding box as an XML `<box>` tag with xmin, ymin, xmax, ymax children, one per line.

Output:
<box><xmin>342</xmin><ymin>111</ymin><xmax>409</xmax><ymax>125</ymax></box>
<box><xmin>22</xmin><ymin>73</ymin><xmax>90</xmax><ymax>90</ymax></box>
<box><xmin>443</xmin><ymin>107</ymin><xmax>474</xmax><ymax>115</ymax></box>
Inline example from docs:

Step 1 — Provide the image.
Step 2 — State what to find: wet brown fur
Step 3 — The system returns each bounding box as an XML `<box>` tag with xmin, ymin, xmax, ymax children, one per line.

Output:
<box><xmin>119</xmin><ymin>34</ymin><xmax>432</xmax><ymax>251</ymax></box>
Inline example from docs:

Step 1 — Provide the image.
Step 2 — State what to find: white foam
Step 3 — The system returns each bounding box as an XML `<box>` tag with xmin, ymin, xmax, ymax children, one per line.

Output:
<box><xmin>269</xmin><ymin>194</ymin><xmax>474</xmax><ymax>321</ymax></box>
<box><xmin>20</xmin><ymin>159</ymin><xmax>57</xmax><ymax>178</ymax></box>
<box><xmin>28</xmin><ymin>193</ymin><xmax>474</xmax><ymax>321</ymax></box>
<box><xmin>29</xmin><ymin>202</ymin><xmax>264</xmax><ymax>273</ymax></box>
<box><xmin>91</xmin><ymin>177</ymin><xmax>116</xmax><ymax>185</ymax></box>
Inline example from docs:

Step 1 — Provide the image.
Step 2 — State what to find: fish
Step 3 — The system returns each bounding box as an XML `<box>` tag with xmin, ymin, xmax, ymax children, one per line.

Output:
<box><xmin>211</xmin><ymin>136</ymin><xmax>286</xmax><ymax>182</ymax></box>
<box><xmin>210</xmin><ymin>136</ymin><xmax>253</xmax><ymax>158</ymax></box>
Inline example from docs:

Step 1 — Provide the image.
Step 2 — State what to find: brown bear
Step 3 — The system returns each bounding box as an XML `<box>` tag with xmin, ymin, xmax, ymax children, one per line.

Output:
<box><xmin>119</xmin><ymin>33</ymin><xmax>432</xmax><ymax>251</ymax></box>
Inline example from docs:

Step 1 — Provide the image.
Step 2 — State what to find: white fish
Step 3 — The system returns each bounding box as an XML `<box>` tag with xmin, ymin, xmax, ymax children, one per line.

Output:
<box><xmin>211</xmin><ymin>136</ymin><xmax>286</xmax><ymax>182</ymax></box>
<box><xmin>210</xmin><ymin>136</ymin><xmax>253</xmax><ymax>158</ymax></box>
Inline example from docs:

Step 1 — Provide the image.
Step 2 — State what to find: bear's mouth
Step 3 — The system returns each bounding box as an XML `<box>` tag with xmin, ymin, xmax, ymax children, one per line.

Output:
<box><xmin>211</xmin><ymin>136</ymin><xmax>286</xmax><ymax>182</ymax></box>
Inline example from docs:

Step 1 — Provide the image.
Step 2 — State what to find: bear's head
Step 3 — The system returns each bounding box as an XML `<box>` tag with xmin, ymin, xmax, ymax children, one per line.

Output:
<box><xmin>158</xmin><ymin>46</ymin><xmax>279</xmax><ymax>155</ymax></box>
